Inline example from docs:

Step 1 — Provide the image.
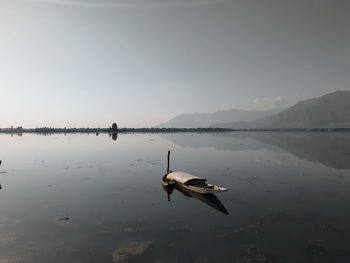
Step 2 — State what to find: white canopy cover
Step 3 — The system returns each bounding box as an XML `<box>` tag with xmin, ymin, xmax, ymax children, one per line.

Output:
<box><xmin>168</xmin><ymin>171</ymin><xmax>206</xmax><ymax>184</ymax></box>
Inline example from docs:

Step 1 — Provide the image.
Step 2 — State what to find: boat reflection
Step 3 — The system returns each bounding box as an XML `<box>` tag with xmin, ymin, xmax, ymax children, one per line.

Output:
<box><xmin>162</xmin><ymin>183</ymin><xmax>228</xmax><ymax>215</ymax></box>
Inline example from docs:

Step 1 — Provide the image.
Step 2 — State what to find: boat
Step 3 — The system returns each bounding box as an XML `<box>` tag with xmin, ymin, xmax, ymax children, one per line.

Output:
<box><xmin>162</xmin><ymin>173</ymin><xmax>228</xmax><ymax>214</ymax></box>
<box><xmin>161</xmin><ymin>151</ymin><xmax>227</xmax><ymax>194</ymax></box>
<box><xmin>166</xmin><ymin>171</ymin><xmax>227</xmax><ymax>194</ymax></box>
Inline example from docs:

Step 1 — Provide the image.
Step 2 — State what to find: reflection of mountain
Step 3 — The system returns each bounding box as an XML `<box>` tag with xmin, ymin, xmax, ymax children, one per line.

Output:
<box><xmin>160</xmin><ymin>133</ymin><xmax>278</xmax><ymax>153</ymax></box>
<box><xmin>161</xmin><ymin>132</ymin><xmax>350</xmax><ymax>170</ymax></box>
<box><xmin>249</xmin><ymin>132</ymin><xmax>350</xmax><ymax>170</ymax></box>
<box><xmin>163</xmin><ymin>183</ymin><xmax>228</xmax><ymax>215</ymax></box>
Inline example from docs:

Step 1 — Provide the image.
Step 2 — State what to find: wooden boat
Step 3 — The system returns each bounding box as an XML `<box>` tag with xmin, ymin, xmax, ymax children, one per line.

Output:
<box><xmin>166</xmin><ymin>171</ymin><xmax>227</xmax><ymax>194</ymax></box>
<box><xmin>162</xmin><ymin>151</ymin><xmax>227</xmax><ymax>194</ymax></box>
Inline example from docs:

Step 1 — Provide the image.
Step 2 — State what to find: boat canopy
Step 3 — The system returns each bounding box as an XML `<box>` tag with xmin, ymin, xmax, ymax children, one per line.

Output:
<box><xmin>168</xmin><ymin>171</ymin><xmax>206</xmax><ymax>184</ymax></box>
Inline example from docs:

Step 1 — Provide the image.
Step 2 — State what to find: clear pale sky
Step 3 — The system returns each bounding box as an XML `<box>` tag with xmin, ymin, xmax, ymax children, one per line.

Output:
<box><xmin>1</xmin><ymin>0</ymin><xmax>349</xmax><ymax>128</ymax></box>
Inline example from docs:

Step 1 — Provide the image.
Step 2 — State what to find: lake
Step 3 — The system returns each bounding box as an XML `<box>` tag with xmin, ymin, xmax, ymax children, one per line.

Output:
<box><xmin>1</xmin><ymin>132</ymin><xmax>350</xmax><ymax>262</ymax></box>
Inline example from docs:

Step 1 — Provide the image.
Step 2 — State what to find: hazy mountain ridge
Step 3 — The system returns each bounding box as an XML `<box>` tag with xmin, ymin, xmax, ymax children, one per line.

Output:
<box><xmin>213</xmin><ymin>90</ymin><xmax>350</xmax><ymax>129</ymax></box>
<box><xmin>157</xmin><ymin>108</ymin><xmax>283</xmax><ymax>128</ymax></box>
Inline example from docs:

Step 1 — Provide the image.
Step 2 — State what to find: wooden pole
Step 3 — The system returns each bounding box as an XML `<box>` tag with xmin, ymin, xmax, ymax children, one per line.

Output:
<box><xmin>167</xmin><ymin>150</ymin><xmax>170</xmax><ymax>174</ymax></box>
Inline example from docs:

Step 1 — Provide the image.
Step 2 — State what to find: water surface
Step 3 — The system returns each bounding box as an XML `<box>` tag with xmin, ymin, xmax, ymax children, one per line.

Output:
<box><xmin>1</xmin><ymin>132</ymin><xmax>350</xmax><ymax>262</ymax></box>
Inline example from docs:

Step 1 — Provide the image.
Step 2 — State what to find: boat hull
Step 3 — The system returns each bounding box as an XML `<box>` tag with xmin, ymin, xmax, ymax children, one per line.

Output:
<box><xmin>163</xmin><ymin>171</ymin><xmax>227</xmax><ymax>194</ymax></box>
<box><xmin>176</xmin><ymin>181</ymin><xmax>227</xmax><ymax>194</ymax></box>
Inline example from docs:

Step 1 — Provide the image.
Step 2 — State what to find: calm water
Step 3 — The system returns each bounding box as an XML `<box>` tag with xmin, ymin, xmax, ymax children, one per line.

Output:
<box><xmin>1</xmin><ymin>132</ymin><xmax>350</xmax><ymax>262</ymax></box>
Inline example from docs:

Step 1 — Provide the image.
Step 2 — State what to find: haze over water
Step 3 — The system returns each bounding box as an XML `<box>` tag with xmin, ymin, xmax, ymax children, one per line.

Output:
<box><xmin>1</xmin><ymin>132</ymin><xmax>350</xmax><ymax>262</ymax></box>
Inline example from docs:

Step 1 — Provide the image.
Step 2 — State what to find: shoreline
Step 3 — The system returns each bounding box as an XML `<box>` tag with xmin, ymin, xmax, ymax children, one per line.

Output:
<box><xmin>1</xmin><ymin>127</ymin><xmax>350</xmax><ymax>134</ymax></box>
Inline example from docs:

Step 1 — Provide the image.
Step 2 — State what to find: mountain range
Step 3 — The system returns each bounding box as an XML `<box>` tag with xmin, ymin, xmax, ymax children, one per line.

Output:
<box><xmin>157</xmin><ymin>108</ymin><xmax>283</xmax><ymax>128</ymax></box>
<box><xmin>158</xmin><ymin>90</ymin><xmax>350</xmax><ymax>129</ymax></box>
<box><xmin>213</xmin><ymin>90</ymin><xmax>350</xmax><ymax>129</ymax></box>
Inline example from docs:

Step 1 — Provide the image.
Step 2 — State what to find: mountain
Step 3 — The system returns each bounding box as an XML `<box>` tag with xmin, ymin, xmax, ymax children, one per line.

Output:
<box><xmin>213</xmin><ymin>90</ymin><xmax>350</xmax><ymax>129</ymax></box>
<box><xmin>156</xmin><ymin>108</ymin><xmax>283</xmax><ymax>128</ymax></box>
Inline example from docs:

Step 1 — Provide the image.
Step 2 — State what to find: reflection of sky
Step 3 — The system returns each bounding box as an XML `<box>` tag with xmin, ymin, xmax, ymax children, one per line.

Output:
<box><xmin>1</xmin><ymin>0</ymin><xmax>350</xmax><ymax>127</ymax></box>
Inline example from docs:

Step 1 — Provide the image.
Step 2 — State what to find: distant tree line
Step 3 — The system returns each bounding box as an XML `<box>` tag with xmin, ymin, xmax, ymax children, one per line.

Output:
<box><xmin>0</xmin><ymin>124</ymin><xmax>233</xmax><ymax>134</ymax></box>
<box><xmin>1</xmin><ymin>125</ymin><xmax>350</xmax><ymax>134</ymax></box>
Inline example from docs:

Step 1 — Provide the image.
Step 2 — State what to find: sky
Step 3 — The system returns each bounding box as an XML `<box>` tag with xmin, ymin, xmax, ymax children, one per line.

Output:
<box><xmin>0</xmin><ymin>0</ymin><xmax>349</xmax><ymax>128</ymax></box>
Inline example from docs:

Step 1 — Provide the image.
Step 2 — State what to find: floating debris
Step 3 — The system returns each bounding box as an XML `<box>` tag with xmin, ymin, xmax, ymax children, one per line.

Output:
<box><xmin>0</xmin><ymin>237</ymin><xmax>20</xmax><ymax>247</ymax></box>
<box><xmin>168</xmin><ymin>242</ymin><xmax>176</xmax><ymax>248</ymax></box>
<box><xmin>304</xmin><ymin>239</ymin><xmax>326</xmax><ymax>257</ymax></box>
<box><xmin>237</xmin><ymin>247</ymin><xmax>281</xmax><ymax>263</ymax></box>
<box><xmin>123</xmin><ymin>227</ymin><xmax>137</xmax><ymax>233</ymax></box>
<box><xmin>0</xmin><ymin>257</ymin><xmax>19</xmax><ymax>263</ymax></box>
<box><xmin>220</xmin><ymin>212</ymin><xmax>287</xmax><ymax>238</ymax></box>
<box><xmin>193</xmin><ymin>257</ymin><xmax>209</xmax><ymax>263</ymax></box>
<box><xmin>54</xmin><ymin>216</ymin><xmax>72</xmax><ymax>226</ymax></box>
<box><xmin>112</xmin><ymin>241</ymin><xmax>152</xmax><ymax>263</ymax></box>
<box><xmin>97</xmin><ymin>230</ymin><xmax>111</xmax><ymax>234</ymax></box>
<box><xmin>220</xmin><ymin>222</ymin><xmax>262</xmax><ymax>238</ymax></box>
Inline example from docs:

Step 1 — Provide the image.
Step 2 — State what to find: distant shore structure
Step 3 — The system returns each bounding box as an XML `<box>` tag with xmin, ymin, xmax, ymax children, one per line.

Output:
<box><xmin>112</xmin><ymin>123</ymin><xmax>118</xmax><ymax>133</ymax></box>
